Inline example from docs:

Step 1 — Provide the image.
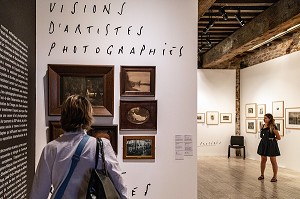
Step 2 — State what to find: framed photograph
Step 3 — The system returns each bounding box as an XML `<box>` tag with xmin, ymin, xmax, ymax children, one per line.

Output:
<box><xmin>48</xmin><ymin>122</ymin><xmax>118</xmax><ymax>153</ymax></box>
<box><xmin>245</xmin><ymin>103</ymin><xmax>257</xmax><ymax>118</ymax></box>
<box><xmin>275</xmin><ymin>119</ymin><xmax>284</xmax><ymax>136</ymax></box>
<box><xmin>88</xmin><ymin>125</ymin><xmax>119</xmax><ymax>154</ymax></box>
<box><xmin>120</xmin><ymin>66</ymin><xmax>155</xmax><ymax>97</ymax></box>
<box><xmin>285</xmin><ymin>107</ymin><xmax>300</xmax><ymax>129</ymax></box>
<box><xmin>119</xmin><ymin>100</ymin><xmax>157</xmax><ymax>130</ymax></box>
<box><xmin>257</xmin><ymin>119</ymin><xmax>264</xmax><ymax>132</ymax></box>
<box><xmin>206</xmin><ymin>111</ymin><xmax>219</xmax><ymax>125</ymax></box>
<box><xmin>220</xmin><ymin>113</ymin><xmax>232</xmax><ymax>123</ymax></box>
<box><xmin>123</xmin><ymin>136</ymin><xmax>155</xmax><ymax>159</ymax></box>
<box><xmin>272</xmin><ymin>101</ymin><xmax>284</xmax><ymax>118</ymax></box>
<box><xmin>246</xmin><ymin>119</ymin><xmax>256</xmax><ymax>133</ymax></box>
<box><xmin>257</xmin><ymin>104</ymin><xmax>266</xmax><ymax>118</ymax></box>
<box><xmin>48</xmin><ymin>64</ymin><xmax>114</xmax><ymax>116</ymax></box>
<box><xmin>197</xmin><ymin>113</ymin><xmax>205</xmax><ymax>123</ymax></box>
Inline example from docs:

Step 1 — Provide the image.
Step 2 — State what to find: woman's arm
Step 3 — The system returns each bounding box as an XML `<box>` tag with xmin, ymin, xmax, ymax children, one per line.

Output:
<box><xmin>273</xmin><ymin>128</ymin><xmax>281</xmax><ymax>140</ymax></box>
<box><xmin>102</xmin><ymin>139</ymin><xmax>128</xmax><ymax>199</ymax></box>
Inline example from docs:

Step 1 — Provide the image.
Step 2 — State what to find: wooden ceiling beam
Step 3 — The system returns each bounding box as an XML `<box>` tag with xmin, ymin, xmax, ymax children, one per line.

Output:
<box><xmin>198</xmin><ymin>0</ymin><xmax>217</xmax><ymax>19</ymax></box>
<box><xmin>200</xmin><ymin>0</ymin><xmax>300</xmax><ymax>68</ymax></box>
<box><xmin>216</xmin><ymin>0</ymin><xmax>278</xmax><ymax>3</ymax></box>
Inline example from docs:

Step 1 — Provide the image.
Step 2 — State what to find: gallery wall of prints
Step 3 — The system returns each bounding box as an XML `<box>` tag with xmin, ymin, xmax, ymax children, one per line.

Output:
<box><xmin>197</xmin><ymin>69</ymin><xmax>236</xmax><ymax>156</ymax></box>
<box><xmin>36</xmin><ymin>0</ymin><xmax>198</xmax><ymax>198</ymax></box>
<box><xmin>240</xmin><ymin>51</ymin><xmax>300</xmax><ymax>172</ymax></box>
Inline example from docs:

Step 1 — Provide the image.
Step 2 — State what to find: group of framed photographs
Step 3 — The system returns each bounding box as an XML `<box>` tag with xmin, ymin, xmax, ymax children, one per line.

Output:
<box><xmin>197</xmin><ymin>112</ymin><xmax>232</xmax><ymax>125</ymax></box>
<box><xmin>120</xmin><ymin>66</ymin><xmax>156</xmax><ymax>160</ymax></box>
<box><xmin>47</xmin><ymin>64</ymin><xmax>156</xmax><ymax>160</ymax></box>
<box><xmin>245</xmin><ymin>101</ymin><xmax>287</xmax><ymax>136</ymax></box>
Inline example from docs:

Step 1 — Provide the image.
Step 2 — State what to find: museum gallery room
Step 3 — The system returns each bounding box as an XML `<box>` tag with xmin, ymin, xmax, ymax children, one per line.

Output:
<box><xmin>1</xmin><ymin>0</ymin><xmax>300</xmax><ymax>198</ymax></box>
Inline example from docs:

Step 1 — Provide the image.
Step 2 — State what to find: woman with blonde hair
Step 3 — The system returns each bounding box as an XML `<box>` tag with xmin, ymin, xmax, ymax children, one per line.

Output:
<box><xmin>30</xmin><ymin>95</ymin><xmax>127</xmax><ymax>198</ymax></box>
<box><xmin>257</xmin><ymin>113</ymin><xmax>281</xmax><ymax>182</ymax></box>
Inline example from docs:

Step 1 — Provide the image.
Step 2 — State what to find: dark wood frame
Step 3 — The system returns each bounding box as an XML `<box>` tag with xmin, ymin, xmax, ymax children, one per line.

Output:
<box><xmin>89</xmin><ymin>125</ymin><xmax>118</xmax><ymax>154</ymax></box>
<box><xmin>120</xmin><ymin>66</ymin><xmax>155</xmax><ymax>97</ymax></box>
<box><xmin>119</xmin><ymin>100</ymin><xmax>157</xmax><ymax>131</ymax></box>
<box><xmin>48</xmin><ymin>64</ymin><xmax>114</xmax><ymax>116</ymax></box>
<box><xmin>123</xmin><ymin>136</ymin><xmax>155</xmax><ymax>159</ymax></box>
<box><xmin>49</xmin><ymin>121</ymin><xmax>64</xmax><ymax>141</ymax></box>
<box><xmin>48</xmin><ymin>121</ymin><xmax>119</xmax><ymax>154</ymax></box>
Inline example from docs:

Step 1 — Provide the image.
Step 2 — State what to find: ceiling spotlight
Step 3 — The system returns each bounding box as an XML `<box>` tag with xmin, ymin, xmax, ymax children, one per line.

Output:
<box><xmin>235</xmin><ymin>9</ymin><xmax>245</xmax><ymax>27</ymax></box>
<box><xmin>203</xmin><ymin>9</ymin><xmax>215</xmax><ymax>34</ymax></box>
<box><xmin>203</xmin><ymin>20</ymin><xmax>215</xmax><ymax>34</ymax></box>
<box><xmin>219</xmin><ymin>7</ymin><xmax>228</xmax><ymax>21</ymax></box>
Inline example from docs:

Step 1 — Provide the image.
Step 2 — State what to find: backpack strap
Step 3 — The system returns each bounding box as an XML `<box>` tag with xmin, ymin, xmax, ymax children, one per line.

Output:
<box><xmin>54</xmin><ymin>134</ymin><xmax>90</xmax><ymax>199</ymax></box>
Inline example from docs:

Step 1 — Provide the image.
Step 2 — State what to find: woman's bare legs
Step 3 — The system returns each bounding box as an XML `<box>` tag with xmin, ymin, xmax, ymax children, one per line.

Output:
<box><xmin>270</xmin><ymin>156</ymin><xmax>278</xmax><ymax>180</ymax></box>
<box><xmin>259</xmin><ymin>156</ymin><xmax>267</xmax><ymax>179</ymax></box>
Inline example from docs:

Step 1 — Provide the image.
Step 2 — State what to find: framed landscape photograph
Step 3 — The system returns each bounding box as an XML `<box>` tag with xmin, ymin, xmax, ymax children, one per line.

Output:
<box><xmin>257</xmin><ymin>104</ymin><xmax>266</xmax><ymax>118</ymax></box>
<box><xmin>275</xmin><ymin>119</ymin><xmax>284</xmax><ymax>136</ymax></box>
<box><xmin>220</xmin><ymin>113</ymin><xmax>232</xmax><ymax>123</ymax></box>
<box><xmin>206</xmin><ymin>111</ymin><xmax>219</xmax><ymax>125</ymax></box>
<box><xmin>48</xmin><ymin>64</ymin><xmax>114</xmax><ymax>116</ymax></box>
<box><xmin>245</xmin><ymin>103</ymin><xmax>257</xmax><ymax>118</ymax></box>
<box><xmin>246</xmin><ymin>119</ymin><xmax>256</xmax><ymax>133</ymax></box>
<box><xmin>123</xmin><ymin>136</ymin><xmax>155</xmax><ymax>159</ymax></box>
<box><xmin>285</xmin><ymin>107</ymin><xmax>300</xmax><ymax>129</ymax></box>
<box><xmin>48</xmin><ymin>122</ymin><xmax>118</xmax><ymax>153</ymax></box>
<box><xmin>272</xmin><ymin>101</ymin><xmax>284</xmax><ymax>118</ymax></box>
<box><xmin>257</xmin><ymin>119</ymin><xmax>264</xmax><ymax>132</ymax></box>
<box><xmin>120</xmin><ymin>66</ymin><xmax>155</xmax><ymax>97</ymax></box>
<box><xmin>197</xmin><ymin>113</ymin><xmax>205</xmax><ymax>123</ymax></box>
<box><xmin>119</xmin><ymin>100</ymin><xmax>157</xmax><ymax>130</ymax></box>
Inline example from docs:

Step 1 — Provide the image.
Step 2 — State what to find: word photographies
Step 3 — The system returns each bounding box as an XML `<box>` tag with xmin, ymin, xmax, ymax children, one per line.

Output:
<box><xmin>48</xmin><ymin>43</ymin><xmax>184</xmax><ymax>57</ymax></box>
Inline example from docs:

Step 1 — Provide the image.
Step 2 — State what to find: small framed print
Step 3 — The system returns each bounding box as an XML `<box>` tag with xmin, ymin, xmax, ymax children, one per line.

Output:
<box><xmin>119</xmin><ymin>100</ymin><xmax>157</xmax><ymax>130</ymax></box>
<box><xmin>197</xmin><ymin>113</ymin><xmax>205</xmax><ymax>123</ymax></box>
<box><xmin>272</xmin><ymin>101</ymin><xmax>284</xmax><ymax>118</ymax></box>
<box><xmin>245</xmin><ymin>103</ymin><xmax>257</xmax><ymax>118</ymax></box>
<box><xmin>257</xmin><ymin>104</ymin><xmax>266</xmax><ymax>118</ymax></box>
<box><xmin>257</xmin><ymin>119</ymin><xmax>264</xmax><ymax>132</ymax></box>
<box><xmin>246</xmin><ymin>119</ymin><xmax>256</xmax><ymax>133</ymax></box>
<box><xmin>275</xmin><ymin>119</ymin><xmax>284</xmax><ymax>136</ymax></box>
<box><xmin>220</xmin><ymin>113</ymin><xmax>232</xmax><ymax>123</ymax></box>
<box><xmin>123</xmin><ymin>136</ymin><xmax>155</xmax><ymax>159</ymax></box>
<box><xmin>285</xmin><ymin>107</ymin><xmax>300</xmax><ymax>129</ymax></box>
<box><xmin>120</xmin><ymin>66</ymin><xmax>155</xmax><ymax>97</ymax></box>
<box><xmin>206</xmin><ymin>111</ymin><xmax>219</xmax><ymax>125</ymax></box>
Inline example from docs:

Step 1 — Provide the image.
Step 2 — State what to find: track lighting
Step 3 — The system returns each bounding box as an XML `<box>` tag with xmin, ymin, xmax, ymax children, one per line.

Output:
<box><xmin>203</xmin><ymin>9</ymin><xmax>215</xmax><ymax>34</ymax></box>
<box><xmin>206</xmin><ymin>39</ymin><xmax>212</xmax><ymax>47</ymax></box>
<box><xmin>203</xmin><ymin>20</ymin><xmax>214</xmax><ymax>34</ymax></box>
<box><xmin>235</xmin><ymin>9</ymin><xmax>245</xmax><ymax>27</ymax></box>
<box><xmin>219</xmin><ymin>7</ymin><xmax>228</xmax><ymax>21</ymax></box>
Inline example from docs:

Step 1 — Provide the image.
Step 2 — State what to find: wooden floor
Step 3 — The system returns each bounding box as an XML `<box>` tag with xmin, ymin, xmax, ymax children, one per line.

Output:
<box><xmin>198</xmin><ymin>157</ymin><xmax>300</xmax><ymax>199</ymax></box>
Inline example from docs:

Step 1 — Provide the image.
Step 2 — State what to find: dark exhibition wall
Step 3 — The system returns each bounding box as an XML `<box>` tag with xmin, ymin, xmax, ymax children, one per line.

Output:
<box><xmin>0</xmin><ymin>0</ymin><xmax>36</xmax><ymax>198</ymax></box>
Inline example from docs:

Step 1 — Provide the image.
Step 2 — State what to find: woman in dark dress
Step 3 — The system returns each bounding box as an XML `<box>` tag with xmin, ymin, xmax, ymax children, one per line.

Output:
<box><xmin>257</xmin><ymin>113</ymin><xmax>281</xmax><ymax>182</ymax></box>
